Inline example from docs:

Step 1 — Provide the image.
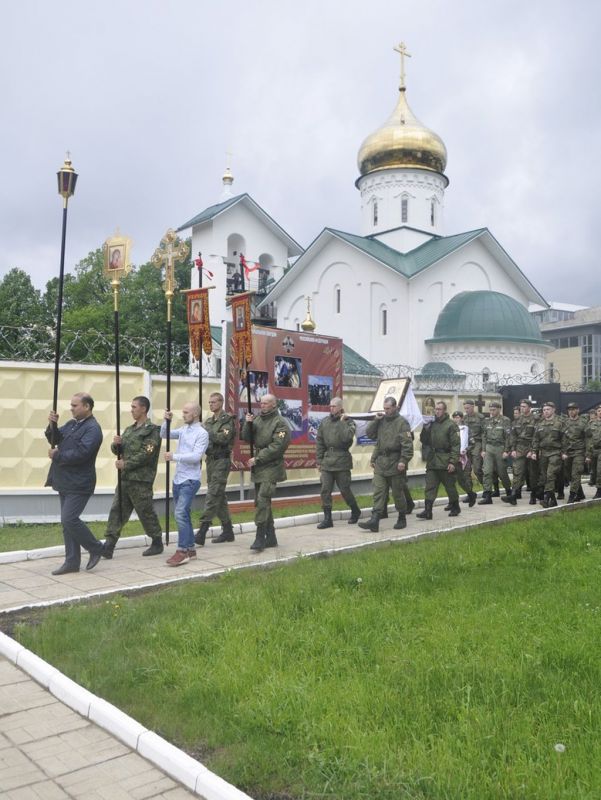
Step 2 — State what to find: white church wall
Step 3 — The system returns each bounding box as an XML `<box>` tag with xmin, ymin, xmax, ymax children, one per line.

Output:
<box><xmin>430</xmin><ymin>341</ymin><xmax>549</xmax><ymax>386</ymax></box>
<box><xmin>375</xmin><ymin>227</ymin><xmax>433</xmax><ymax>253</ymax></box>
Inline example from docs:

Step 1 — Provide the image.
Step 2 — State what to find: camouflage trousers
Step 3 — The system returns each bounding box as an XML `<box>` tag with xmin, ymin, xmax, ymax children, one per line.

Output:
<box><xmin>537</xmin><ymin>452</ymin><xmax>562</xmax><ymax>493</ymax></box>
<box><xmin>254</xmin><ymin>480</ymin><xmax>277</xmax><ymax>527</ymax></box>
<box><xmin>424</xmin><ymin>468</ymin><xmax>458</xmax><ymax>504</ymax></box>
<box><xmin>455</xmin><ymin>461</ymin><xmax>473</xmax><ymax>494</ymax></box>
<box><xmin>105</xmin><ymin>479</ymin><xmax>162</xmax><ymax>545</ymax></box>
<box><xmin>469</xmin><ymin>444</ymin><xmax>483</xmax><ymax>484</ymax></box>
<box><xmin>320</xmin><ymin>469</ymin><xmax>357</xmax><ymax>510</ymax></box>
<box><xmin>483</xmin><ymin>446</ymin><xmax>511</xmax><ymax>493</ymax></box>
<box><xmin>372</xmin><ymin>472</ymin><xmax>407</xmax><ymax>515</ymax></box>
<box><xmin>563</xmin><ymin>452</ymin><xmax>585</xmax><ymax>493</ymax></box>
<box><xmin>199</xmin><ymin>458</ymin><xmax>231</xmax><ymax>526</ymax></box>
<box><xmin>511</xmin><ymin>454</ymin><xmax>539</xmax><ymax>492</ymax></box>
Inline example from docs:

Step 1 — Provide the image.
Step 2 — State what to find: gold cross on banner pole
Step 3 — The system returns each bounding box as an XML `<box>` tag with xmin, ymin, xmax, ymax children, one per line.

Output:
<box><xmin>151</xmin><ymin>229</ymin><xmax>190</xmax><ymax>321</ymax></box>
<box><xmin>393</xmin><ymin>41</ymin><xmax>411</xmax><ymax>90</ymax></box>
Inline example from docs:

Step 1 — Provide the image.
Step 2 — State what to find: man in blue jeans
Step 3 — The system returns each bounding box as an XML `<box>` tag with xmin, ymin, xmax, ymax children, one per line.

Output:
<box><xmin>161</xmin><ymin>402</ymin><xmax>208</xmax><ymax>566</ymax></box>
<box><xmin>45</xmin><ymin>392</ymin><xmax>105</xmax><ymax>574</ymax></box>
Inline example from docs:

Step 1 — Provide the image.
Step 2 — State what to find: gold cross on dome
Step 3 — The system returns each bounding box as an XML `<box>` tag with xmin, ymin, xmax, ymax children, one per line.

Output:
<box><xmin>393</xmin><ymin>41</ymin><xmax>411</xmax><ymax>89</ymax></box>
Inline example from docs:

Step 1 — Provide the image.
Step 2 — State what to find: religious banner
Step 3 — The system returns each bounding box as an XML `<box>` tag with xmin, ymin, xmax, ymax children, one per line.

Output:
<box><xmin>226</xmin><ymin>324</ymin><xmax>343</xmax><ymax>469</ymax></box>
<box><xmin>183</xmin><ymin>287</ymin><xmax>212</xmax><ymax>358</ymax></box>
<box><xmin>229</xmin><ymin>291</ymin><xmax>253</xmax><ymax>366</ymax></box>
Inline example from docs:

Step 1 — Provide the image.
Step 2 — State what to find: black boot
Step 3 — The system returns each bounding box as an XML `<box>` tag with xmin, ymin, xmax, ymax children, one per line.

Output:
<box><xmin>448</xmin><ymin>502</ymin><xmax>461</xmax><ymax>517</ymax></box>
<box><xmin>492</xmin><ymin>482</ymin><xmax>500</xmax><ymax>497</ymax></box>
<box><xmin>547</xmin><ymin>491</ymin><xmax>558</xmax><ymax>507</ymax></box>
<box><xmin>380</xmin><ymin>507</ymin><xmax>389</xmax><ymax>519</ymax></box>
<box><xmin>265</xmin><ymin>522</ymin><xmax>278</xmax><ymax>548</ymax></box>
<box><xmin>102</xmin><ymin>540</ymin><xmax>116</xmax><ymax>559</ymax></box>
<box><xmin>393</xmin><ymin>513</ymin><xmax>407</xmax><ymax>530</ymax></box>
<box><xmin>515</xmin><ymin>488</ymin><xmax>522</xmax><ymax>500</ymax></box>
<box><xmin>212</xmin><ymin>522</ymin><xmax>235</xmax><ymax>543</ymax></box>
<box><xmin>347</xmin><ymin>502</ymin><xmax>361</xmax><ymax>524</ymax></box>
<box><xmin>594</xmin><ymin>488</ymin><xmax>601</xmax><ymax>499</ymax></box>
<box><xmin>358</xmin><ymin>511</ymin><xmax>379</xmax><ymax>532</ymax></box>
<box><xmin>416</xmin><ymin>500</ymin><xmax>433</xmax><ymax>520</ymax></box>
<box><xmin>250</xmin><ymin>525</ymin><xmax>266</xmax><ymax>551</ymax></box>
<box><xmin>317</xmin><ymin>508</ymin><xmax>334</xmax><ymax>529</ymax></box>
<box><xmin>567</xmin><ymin>491</ymin><xmax>576</xmax><ymax>504</ymax></box>
<box><xmin>194</xmin><ymin>522</ymin><xmax>210</xmax><ymax>546</ymax></box>
<box><xmin>577</xmin><ymin>486</ymin><xmax>586</xmax><ymax>501</ymax></box>
<box><xmin>467</xmin><ymin>491</ymin><xmax>477</xmax><ymax>507</ymax></box>
<box><xmin>529</xmin><ymin>491</ymin><xmax>537</xmax><ymax>505</ymax></box>
<box><xmin>444</xmin><ymin>502</ymin><xmax>452</xmax><ymax>511</ymax></box>
<box><xmin>501</xmin><ymin>490</ymin><xmax>518</xmax><ymax>506</ymax></box>
<box><xmin>478</xmin><ymin>491</ymin><xmax>493</xmax><ymax>505</ymax></box>
<box><xmin>142</xmin><ymin>537</ymin><xmax>164</xmax><ymax>556</ymax></box>
<box><xmin>406</xmin><ymin>495</ymin><xmax>415</xmax><ymax>515</ymax></box>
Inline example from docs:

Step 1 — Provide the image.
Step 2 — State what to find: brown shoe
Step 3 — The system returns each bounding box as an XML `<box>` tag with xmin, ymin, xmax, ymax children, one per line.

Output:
<box><xmin>166</xmin><ymin>549</ymin><xmax>190</xmax><ymax>567</ymax></box>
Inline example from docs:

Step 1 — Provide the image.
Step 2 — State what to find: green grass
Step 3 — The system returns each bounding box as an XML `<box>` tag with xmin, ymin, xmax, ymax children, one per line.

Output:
<box><xmin>11</xmin><ymin>505</ymin><xmax>601</xmax><ymax>799</ymax></box>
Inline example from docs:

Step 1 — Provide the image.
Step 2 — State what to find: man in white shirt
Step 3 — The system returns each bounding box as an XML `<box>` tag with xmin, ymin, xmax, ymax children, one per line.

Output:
<box><xmin>161</xmin><ymin>402</ymin><xmax>209</xmax><ymax>566</ymax></box>
<box><xmin>450</xmin><ymin>411</ymin><xmax>477</xmax><ymax>507</ymax></box>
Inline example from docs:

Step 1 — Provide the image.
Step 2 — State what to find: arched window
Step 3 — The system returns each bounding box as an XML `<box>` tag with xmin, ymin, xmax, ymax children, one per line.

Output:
<box><xmin>373</xmin><ymin>200</ymin><xmax>378</xmax><ymax>226</ymax></box>
<box><xmin>430</xmin><ymin>200</ymin><xmax>436</xmax><ymax>226</ymax></box>
<box><xmin>401</xmin><ymin>196</ymin><xmax>408</xmax><ymax>223</ymax></box>
<box><xmin>335</xmin><ymin>286</ymin><xmax>341</xmax><ymax>314</ymax></box>
<box><xmin>381</xmin><ymin>306</ymin><xmax>388</xmax><ymax>336</ymax></box>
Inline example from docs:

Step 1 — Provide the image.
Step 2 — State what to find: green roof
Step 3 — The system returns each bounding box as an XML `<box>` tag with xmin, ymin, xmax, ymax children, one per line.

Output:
<box><xmin>343</xmin><ymin>343</ymin><xmax>382</xmax><ymax>376</ymax></box>
<box><xmin>417</xmin><ymin>361</ymin><xmax>464</xmax><ymax>376</ymax></box>
<box><xmin>328</xmin><ymin>227</ymin><xmax>486</xmax><ymax>278</ymax></box>
<box><xmin>177</xmin><ymin>195</ymin><xmax>245</xmax><ymax>231</ymax></box>
<box><xmin>427</xmin><ymin>291</ymin><xmax>544</xmax><ymax>344</ymax></box>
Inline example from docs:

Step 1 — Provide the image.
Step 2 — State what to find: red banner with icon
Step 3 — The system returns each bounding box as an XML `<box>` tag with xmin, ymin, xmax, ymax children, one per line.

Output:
<box><xmin>185</xmin><ymin>288</ymin><xmax>212</xmax><ymax>358</ymax></box>
<box><xmin>229</xmin><ymin>291</ymin><xmax>253</xmax><ymax>366</ymax></box>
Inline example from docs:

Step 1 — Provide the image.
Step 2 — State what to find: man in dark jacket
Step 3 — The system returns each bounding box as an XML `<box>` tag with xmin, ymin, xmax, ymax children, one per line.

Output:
<box><xmin>45</xmin><ymin>393</ymin><xmax>105</xmax><ymax>574</ymax></box>
<box><xmin>358</xmin><ymin>396</ymin><xmax>414</xmax><ymax>532</ymax></box>
<box><xmin>242</xmin><ymin>394</ymin><xmax>291</xmax><ymax>551</ymax></box>
<box><xmin>417</xmin><ymin>400</ymin><xmax>460</xmax><ymax>520</ymax></box>
<box><xmin>315</xmin><ymin>397</ymin><xmax>361</xmax><ymax>529</ymax></box>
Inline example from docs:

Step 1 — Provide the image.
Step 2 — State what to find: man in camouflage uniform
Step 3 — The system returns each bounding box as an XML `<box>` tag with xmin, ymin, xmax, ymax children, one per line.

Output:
<box><xmin>358</xmin><ymin>396</ymin><xmax>413</xmax><ymax>532</ymax></box>
<box><xmin>417</xmin><ymin>400</ymin><xmax>460</xmax><ymax>520</ymax></box>
<box><xmin>478</xmin><ymin>401</ymin><xmax>511</xmax><ymax>505</ymax></box>
<box><xmin>586</xmin><ymin>405</ymin><xmax>601</xmax><ymax>499</ymax></box>
<box><xmin>562</xmin><ymin>401</ymin><xmax>588</xmax><ymax>503</ymax></box>
<box><xmin>532</xmin><ymin>400</ymin><xmax>565</xmax><ymax>507</ymax></box>
<box><xmin>463</xmin><ymin>399</ymin><xmax>485</xmax><ymax>489</ymax></box>
<box><xmin>242</xmin><ymin>394</ymin><xmax>291</xmax><ymax>551</ymax></box>
<box><xmin>315</xmin><ymin>397</ymin><xmax>361</xmax><ymax>529</ymax></box>
<box><xmin>103</xmin><ymin>396</ymin><xmax>163</xmax><ymax>558</ymax></box>
<box><xmin>195</xmin><ymin>392</ymin><xmax>236</xmax><ymax>545</ymax></box>
<box><xmin>502</xmin><ymin>398</ymin><xmax>539</xmax><ymax>506</ymax></box>
<box><xmin>450</xmin><ymin>411</ymin><xmax>477</xmax><ymax>507</ymax></box>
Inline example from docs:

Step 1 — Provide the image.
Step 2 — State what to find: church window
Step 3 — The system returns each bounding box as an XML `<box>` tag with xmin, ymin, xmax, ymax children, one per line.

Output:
<box><xmin>335</xmin><ymin>286</ymin><xmax>341</xmax><ymax>314</ymax></box>
<box><xmin>401</xmin><ymin>196</ymin><xmax>408</xmax><ymax>223</ymax></box>
<box><xmin>373</xmin><ymin>200</ymin><xmax>378</xmax><ymax>226</ymax></box>
<box><xmin>381</xmin><ymin>308</ymin><xmax>388</xmax><ymax>336</ymax></box>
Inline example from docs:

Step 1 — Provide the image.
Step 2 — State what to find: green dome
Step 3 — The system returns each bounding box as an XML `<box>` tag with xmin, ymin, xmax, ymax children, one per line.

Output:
<box><xmin>427</xmin><ymin>291</ymin><xmax>543</xmax><ymax>344</ymax></box>
<box><xmin>418</xmin><ymin>361</ymin><xmax>456</xmax><ymax>376</ymax></box>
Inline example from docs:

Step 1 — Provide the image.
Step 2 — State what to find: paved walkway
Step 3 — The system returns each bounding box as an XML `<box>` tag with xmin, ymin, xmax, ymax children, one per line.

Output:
<box><xmin>0</xmin><ymin>498</ymin><xmax>585</xmax><ymax>798</ymax></box>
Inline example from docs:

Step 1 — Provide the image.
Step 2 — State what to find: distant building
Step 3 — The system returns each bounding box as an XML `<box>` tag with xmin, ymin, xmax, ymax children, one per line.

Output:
<box><xmin>536</xmin><ymin>306</ymin><xmax>601</xmax><ymax>388</ymax></box>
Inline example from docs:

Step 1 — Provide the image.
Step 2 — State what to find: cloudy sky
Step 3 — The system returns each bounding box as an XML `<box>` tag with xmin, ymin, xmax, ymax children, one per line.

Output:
<box><xmin>2</xmin><ymin>0</ymin><xmax>599</xmax><ymax>305</ymax></box>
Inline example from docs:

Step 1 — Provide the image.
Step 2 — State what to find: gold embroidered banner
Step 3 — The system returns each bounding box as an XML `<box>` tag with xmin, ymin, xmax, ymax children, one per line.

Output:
<box><xmin>185</xmin><ymin>288</ymin><xmax>212</xmax><ymax>358</ymax></box>
<box><xmin>230</xmin><ymin>292</ymin><xmax>253</xmax><ymax>366</ymax></box>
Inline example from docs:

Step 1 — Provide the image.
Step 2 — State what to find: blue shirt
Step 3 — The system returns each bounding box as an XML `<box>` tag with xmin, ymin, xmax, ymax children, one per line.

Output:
<box><xmin>160</xmin><ymin>421</ymin><xmax>209</xmax><ymax>484</ymax></box>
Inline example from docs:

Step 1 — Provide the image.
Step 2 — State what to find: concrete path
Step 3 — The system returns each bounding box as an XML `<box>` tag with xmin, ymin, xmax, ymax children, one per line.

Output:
<box><xmin>0</xmin><ymin>497</ymin><xmax>585</xmax><ymax>798</ymax></box>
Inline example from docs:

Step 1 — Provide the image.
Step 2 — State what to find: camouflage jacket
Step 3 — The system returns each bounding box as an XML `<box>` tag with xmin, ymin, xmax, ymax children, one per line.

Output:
<box><xmin>562</xmin><ymin>415</ymin><xmax>588</xmax><ymax>455</ymax></box>
<box><xmin>482</xmin><ymin>415</ymin><xmax>511</xmax><ymax>451</ymax></box>
<box><xmin>586</xmin><ymin>419</ymin><xmax>601</xmax><ymax>456</ymax></box>
<box><xmin>366</xmin><ymin>413</ymin><xmax>413</xmax><ymax>477</ymax></box>
<box><xmin>242</xmin><ymin>408</ymin><xmax>290</xmax><ymax>483</ymax></box>
<box><xmin>509</xmin><ymin>413</ymin><xmax>538</xmax><ymax>455</ymax></box>
<box><xmin>420</xmin><ymin>413</ymin><xmax>459</xmax><ymax>470</ymax></box>
<box><xmin>532</xmin><ymin>416</ymin><xmax>565</xmax><ymax>456</ymax></box>
<box><xmin>202</xmin><ymin>410</ymin><xmax>236</xmax><ymax>461</ymax></box>
<box><xmin>464</xmin><ymin>411</ymin><xmax>485</xmax><ymax>448</ymax></box>
<box><xmin>111</xmin><ymin>420</ymin><xmax>161</xmax><ymax>483</ymax></box>
<box><xmin>316</xmin><ymin>414</ymin><xmax>356</xmax><ymax>471</ymax></box>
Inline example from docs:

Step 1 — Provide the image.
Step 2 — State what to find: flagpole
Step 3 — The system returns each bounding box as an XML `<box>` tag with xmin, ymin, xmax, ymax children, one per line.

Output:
<box><xmin>197</xmin><ymin>252</ymin><xmax>203</xmax><ymax>417</ymax></box>
<box><xmin>152</xmin><ymin>230</ymin><xmax>190</xmax><ymax>549</ymax></box>
<box><xmin>245</xmin><ymin>361</ymin><xmax>254</xmax><ymax>457</ymax></box>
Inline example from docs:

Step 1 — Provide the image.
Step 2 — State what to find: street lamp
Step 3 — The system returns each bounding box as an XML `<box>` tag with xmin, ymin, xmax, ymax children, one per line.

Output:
<box><xmin>50</xmin><ymin>154</ymin><xmax>78</xmax><ymax>444</ymax></box>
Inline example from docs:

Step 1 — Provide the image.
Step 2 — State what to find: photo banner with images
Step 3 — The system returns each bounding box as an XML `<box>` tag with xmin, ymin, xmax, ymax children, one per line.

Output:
<box><xmin>183</xmin><ymin>288</ymin><xmax>212</xmax><ymax>358</ymax></box>
<box><xmin>226</xmin><ymin>324</ymin><xmax>343</xmax><ymax>470</ymax></box>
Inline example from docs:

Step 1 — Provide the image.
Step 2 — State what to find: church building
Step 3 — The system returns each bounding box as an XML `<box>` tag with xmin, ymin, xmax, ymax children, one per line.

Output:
<box><xmin>178</xmin><ymin>44</ymin><xmax>550</xmax><ymax>390</ymax></box>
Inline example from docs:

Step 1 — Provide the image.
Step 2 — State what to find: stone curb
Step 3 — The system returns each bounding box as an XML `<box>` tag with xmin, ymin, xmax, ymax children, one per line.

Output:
<box><xmin>0</xmin><ymin>630</ymin><xmax>254</xmax><ymax>799</ymax></box>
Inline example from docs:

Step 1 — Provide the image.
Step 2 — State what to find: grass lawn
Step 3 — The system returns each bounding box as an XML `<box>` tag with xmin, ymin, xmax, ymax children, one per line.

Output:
<box><xmin>12</xmin><ymin>505</ymin><xmax>600</xmax><ymax>799</ymax></box>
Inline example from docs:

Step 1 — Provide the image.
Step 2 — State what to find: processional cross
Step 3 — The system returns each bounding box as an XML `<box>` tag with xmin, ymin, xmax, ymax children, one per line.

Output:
<box><xmin>151</xmin><ymin>229</ymin><xmax>190</xmax><ymax>320</ymax></box>
<box><xmin>393</xmin><ymin>41</ymin><xmax>411</xmax><ymax>89</ymax></box>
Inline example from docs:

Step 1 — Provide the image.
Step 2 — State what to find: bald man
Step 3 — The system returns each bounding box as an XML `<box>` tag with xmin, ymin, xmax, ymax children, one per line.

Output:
<box><xmin>161</xmin><ymin>402</ymin><xmax>209</xmax><ymax>566</ymax></box>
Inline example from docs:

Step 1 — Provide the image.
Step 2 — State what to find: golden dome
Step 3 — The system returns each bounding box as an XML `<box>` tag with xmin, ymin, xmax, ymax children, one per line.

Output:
<box><xmin>357</xmin><ymin>49</ymin><xmax>447</xmax><ymax>178</ymax></box>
